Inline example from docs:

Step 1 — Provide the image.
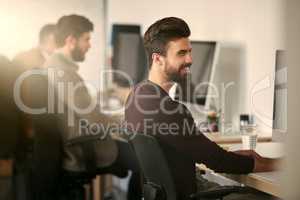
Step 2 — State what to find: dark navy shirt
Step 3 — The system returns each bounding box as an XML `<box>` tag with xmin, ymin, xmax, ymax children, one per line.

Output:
<box><xmin>125</xmin><ymin>80</ymin><xmax>254</xmax><ymax>199</ymax></box>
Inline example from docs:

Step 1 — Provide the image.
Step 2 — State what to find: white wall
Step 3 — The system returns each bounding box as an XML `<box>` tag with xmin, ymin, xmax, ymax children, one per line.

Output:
<box><xmin>284</xmin><ymin>0</ymin><xmax>300</xmax><ymax>198</ymax></box>
<box><xmin>108</xmin><ymin>0</ymin><xmax>285</xmax><ymax>133</ymax></box>
<box><xmin>0</xmin><ymin>0</ymin><xmax>105</xmax><ymax>91</ymax></box>
<box><xmin>0</xmin><ymin>0</ymin><xmax>285</xmax><ymax>133</ymax></box>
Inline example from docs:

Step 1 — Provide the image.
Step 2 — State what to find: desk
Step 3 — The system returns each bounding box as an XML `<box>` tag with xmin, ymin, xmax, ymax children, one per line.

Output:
<box><xmin>204</xmin><ymin>132</ymin><xmax>272</xmax><ymax>144</ymax></box>
<box><xmin>200</xmin><ymin>142</ymin><xmax>284</xmax><ymax>198</ymax></box>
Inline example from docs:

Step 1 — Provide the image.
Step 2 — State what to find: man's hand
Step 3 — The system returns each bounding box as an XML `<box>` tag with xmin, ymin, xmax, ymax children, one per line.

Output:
<box><xmin>234</xmin><ymin>150</ymin><xmax>262</xmax><ymax>159</ymax></box>
<box><xmin>233</xmin><ymin>150</ymin><xmax>282</xmax><ymax>172</ymax></box>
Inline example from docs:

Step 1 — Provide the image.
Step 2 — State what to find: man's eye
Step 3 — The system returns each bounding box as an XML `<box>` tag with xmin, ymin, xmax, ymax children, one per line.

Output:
<box><xmin>178</xmin><ymin>51</ymin><xmax>186</xmax><ymax>56</ymax></box>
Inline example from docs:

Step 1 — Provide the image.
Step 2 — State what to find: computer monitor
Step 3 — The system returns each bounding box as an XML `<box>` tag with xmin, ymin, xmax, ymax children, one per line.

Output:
<box><xmin>111</xmin><ymin>24</ymin><xmax>147</xmax><ymax>87</ymax></box>
<box><xmin>173</xmin><ymin>41</ymin><xmax>220</xmax><ymax>110</ymax></box>
<box><xmin>273</xmin><ymin>50</ymin><xmax>287</xmax><ymax>131</ymax></box>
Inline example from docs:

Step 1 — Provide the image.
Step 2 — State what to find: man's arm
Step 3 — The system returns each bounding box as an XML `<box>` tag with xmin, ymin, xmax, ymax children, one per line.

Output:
<box><xmin>234</xmin><ymin>150</ymin><xmax>283</xmax><ymax>172</ymax></box>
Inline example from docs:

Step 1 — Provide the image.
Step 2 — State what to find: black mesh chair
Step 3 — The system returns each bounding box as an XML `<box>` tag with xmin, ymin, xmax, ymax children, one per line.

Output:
<box><xmin>128</xmin><ymin>133</ymin><xmax>250</xmax><ymax>200</ymax></box>
<box><xmin>113</xmin><ymin>137</ymin><xmax>142</xmax><ymax>200</ymax></box>
<box><xmin>24</xmin><ymin>70</ymin><xmax>140</xmax><ymax>200</ymax></box>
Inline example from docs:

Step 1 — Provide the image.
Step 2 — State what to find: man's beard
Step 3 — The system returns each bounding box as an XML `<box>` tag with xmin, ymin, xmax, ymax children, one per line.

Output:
<box><xmin>165</xmin><ymin>63</ymin><xmax>192</xmax><ymax>83</ymax></box>
<box><xmin>71</xmin><ymin>45</ymin><xmax>85</xmax><ymax>62</ymax></box>
<box><xmin>165</xmin><ymin>70</ymin><xmax>182</xmax><ymax>83</ymax></box>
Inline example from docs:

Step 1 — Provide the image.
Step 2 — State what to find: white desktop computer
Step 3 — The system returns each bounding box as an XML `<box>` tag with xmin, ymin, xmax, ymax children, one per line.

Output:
<box><xmin>272</xmin><ymin>50</ymin><xmax>287</xmax><ymax>142</ymax></box>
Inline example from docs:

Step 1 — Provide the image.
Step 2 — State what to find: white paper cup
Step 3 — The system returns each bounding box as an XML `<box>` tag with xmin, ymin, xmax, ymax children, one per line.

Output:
<box><xmin>242</xmin><ymin>134</ymin><xmax>258</xmax><ymax>150</ymax></box>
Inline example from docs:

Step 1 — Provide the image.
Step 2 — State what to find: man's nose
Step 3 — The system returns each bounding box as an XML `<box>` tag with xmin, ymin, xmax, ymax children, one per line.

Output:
<box><xmin>186</xmin><ymin>53</ymin><xmax>192</xmax><ymax>64</ymax></box>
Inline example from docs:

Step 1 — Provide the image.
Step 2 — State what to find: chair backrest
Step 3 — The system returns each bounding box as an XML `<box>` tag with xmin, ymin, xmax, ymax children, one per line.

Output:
<box><xmin>129</xmin><ymin>133</ymin><xmax>177</xmax><ymax>200</ymax></box>
<box><xmin>115</xmin><ymin>138</ymin><xmax>140</xmax><ymax>174</ymax></box>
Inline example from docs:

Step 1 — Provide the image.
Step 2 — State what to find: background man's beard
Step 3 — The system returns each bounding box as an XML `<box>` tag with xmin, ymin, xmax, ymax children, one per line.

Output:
<box><xmin>71</xmin><ymin>46</ymin><xmax>85</xmax><ymax>62</ymax></box>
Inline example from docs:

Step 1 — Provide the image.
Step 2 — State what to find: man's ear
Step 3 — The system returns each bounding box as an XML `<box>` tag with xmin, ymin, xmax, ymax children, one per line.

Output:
<box><xmin>65</xmin><ymin>35</ymin><xmax>77</xmax><ymax>50</ymax></box>
<box><xmin>152</xmin><ymin>53</ymin><xmax>164</xmax><ymax>66</ymax></box>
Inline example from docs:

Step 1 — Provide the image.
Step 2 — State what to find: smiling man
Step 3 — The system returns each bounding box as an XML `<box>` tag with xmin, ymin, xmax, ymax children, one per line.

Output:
<box><xmin>125</xmin><ymin>17</ymin><xmax>280</xmax><ymax>199</ymax></box>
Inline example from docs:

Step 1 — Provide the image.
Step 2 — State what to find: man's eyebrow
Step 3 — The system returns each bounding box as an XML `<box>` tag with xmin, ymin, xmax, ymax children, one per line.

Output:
<box><xmin>177</xmin><ymin>49</ymin><xmax>192</xmax><ymax>54</ymax></box>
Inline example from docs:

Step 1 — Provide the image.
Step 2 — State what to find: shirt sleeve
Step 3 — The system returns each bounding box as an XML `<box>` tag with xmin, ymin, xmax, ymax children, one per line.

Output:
<box><xmin>155</xmin><ymin>103</ymin><xmax>254</xmax><ymax>174</ymax></box>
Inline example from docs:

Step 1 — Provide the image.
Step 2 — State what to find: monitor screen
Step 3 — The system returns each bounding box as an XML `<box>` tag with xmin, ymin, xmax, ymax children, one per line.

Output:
<box><xmin>273</xmin><ymin>50</ymin><xmax>287</xmax><ymax>131</ymax></box>
<box><xmin>111</xmin><ymin>24</ymin><xmax>147</xmax><ymax>87</ymax></box>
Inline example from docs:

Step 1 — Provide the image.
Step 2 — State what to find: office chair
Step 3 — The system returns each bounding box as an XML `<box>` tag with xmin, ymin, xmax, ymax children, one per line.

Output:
<box><xmin>24</xmin><ymin>71</ymin><xmax>132</xmax><ymax>200</ymax></box>
<box><xmin>113</xmin><ymin>137</ymin><xmax>142</xmax><ymax>200</ymax></box>
<box><xmin>128</xmin><ymin>133</ymin><xmax>250</xmax><ymax>200</ymax></box>
<box><xmin>22</xmin><ymin>70</ymin><xmax>97</xmax><ymax>200</ymax></box>
<box><xmin>65</xmin><ymin>134</ymin><xmax>143</xmax><ymax>200</ymax></box>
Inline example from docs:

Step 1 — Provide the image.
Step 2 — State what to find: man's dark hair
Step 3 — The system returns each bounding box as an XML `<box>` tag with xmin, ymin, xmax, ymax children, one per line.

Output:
<box><xmin>143</xmin><ymin>17</ymin><xmax>191</xmax><ymax>67</ymax></box>
<box><xmin>55</xmin><ymin>14</ymin><xmax>94</xmax><ymax>47</ymax></box>
<box><xmin>39</xmin><ymin>24</ymin><xmax>56</xmax><ymax>44</ymax></box>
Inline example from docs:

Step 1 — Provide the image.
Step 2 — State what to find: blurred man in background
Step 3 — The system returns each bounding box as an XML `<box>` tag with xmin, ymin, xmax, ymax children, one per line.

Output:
<box><xmin>13</xmin><ymin>23</ymin><xmax>57</xmax><ymax>69</ymax></box>
<box><xmin>44</xmin><ymin>13</ymin><xmax>121</xmax><ymax>181</ymax></box>
<box><xmin>12</xmin><ymin>24</ymin><xmax>57</xmax><ymax>139</ymax></box>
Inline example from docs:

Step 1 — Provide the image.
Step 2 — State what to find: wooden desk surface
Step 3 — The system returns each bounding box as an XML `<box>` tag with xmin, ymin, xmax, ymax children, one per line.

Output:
<box><xmin>223</xmin><ymin>171</ymin><xmax>282</xmax><ymax>197</ymax></box>
<box><xmin>204</xmin><ymin>132</ymin><xmax>272</xmax><ymax>144</ymax></box>
<box><xmin>220</xmin><ymin>142</ymin><xmax>284</xmax><ymax>197</ymax></box>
